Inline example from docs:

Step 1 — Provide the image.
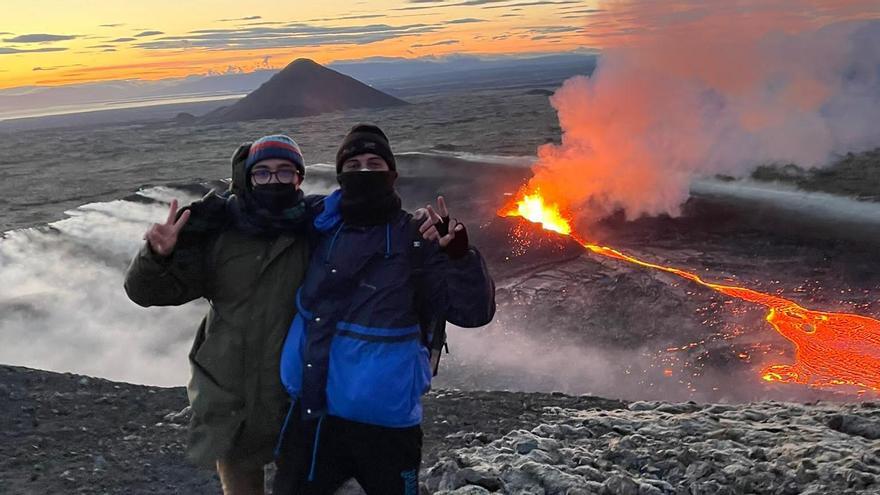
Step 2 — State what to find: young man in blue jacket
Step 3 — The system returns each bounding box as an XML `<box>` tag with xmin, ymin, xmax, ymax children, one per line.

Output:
<box><xmin>273</xmin><ymin>124</ymin><xmax>496</xmax><ymax>495</ymax></box>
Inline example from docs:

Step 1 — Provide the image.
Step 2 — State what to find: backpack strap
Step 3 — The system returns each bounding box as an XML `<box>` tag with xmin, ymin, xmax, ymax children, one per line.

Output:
<box><xmin>407</xmin><ymin>217</ymin><xmax>449</xmax><ymax>377</ymax></box>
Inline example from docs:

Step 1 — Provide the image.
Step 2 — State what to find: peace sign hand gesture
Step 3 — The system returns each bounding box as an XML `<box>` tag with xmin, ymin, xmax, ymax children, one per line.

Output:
<box><xmin>144</xmin><ymin>199</ymin><xmax>191</xmax><ymax>257</ymax></box>
<box><xmin>416</xmin><ymin>196</ymin><xmax>464</xmax><ymax>248</ymax></box>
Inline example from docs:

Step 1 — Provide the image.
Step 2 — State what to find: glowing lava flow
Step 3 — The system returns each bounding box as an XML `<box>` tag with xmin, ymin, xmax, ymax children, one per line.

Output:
<box><xmin>500</xmin><ymin>193</ymin><xmax>880</xmax><ymax>393</ymax></box>
<box><xmin>503</xmin><ymin>193</ymin><xmax>572</xmax><ymax>235</ymax></box>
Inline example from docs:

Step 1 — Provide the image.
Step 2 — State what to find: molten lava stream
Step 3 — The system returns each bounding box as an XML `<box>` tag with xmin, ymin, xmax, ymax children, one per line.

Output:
<box><xmin>501</xmin><ymin>193</ymin><xmax>880</xmax><ymax>394</ymax></box>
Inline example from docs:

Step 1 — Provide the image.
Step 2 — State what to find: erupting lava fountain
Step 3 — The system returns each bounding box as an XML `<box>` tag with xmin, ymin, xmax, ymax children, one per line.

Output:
<box><xmin>501</xmin><ymin>192</ymin><xmax>880</xmax><ymax>395</ymax></box>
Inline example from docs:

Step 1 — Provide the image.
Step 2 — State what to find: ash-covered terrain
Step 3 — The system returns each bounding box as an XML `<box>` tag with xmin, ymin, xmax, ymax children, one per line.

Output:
<box><xmin>0</xmin><ymin>364</ymin><xmax>626</xmax><ymax>494</ymax></box>
<box><xmin>4</xmin><ymin>365</ymin><xmax>879</xmax><ymax>495</ymax></box>
<box><xmin>2</xmin><ymin>86</ymin><xmax>880</xmax><ymax>493</ymax></box>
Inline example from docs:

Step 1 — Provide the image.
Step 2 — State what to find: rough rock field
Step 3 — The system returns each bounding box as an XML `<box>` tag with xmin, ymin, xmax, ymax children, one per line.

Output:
<box><xmin>3</xmin><ymin>365</ymin><xmax>879</xmax><ymax>494</ymax></box>
<box><xmin>424</xmin><ymin>400</ymin><xmax>880</xmax><ymax>494</ymax></box>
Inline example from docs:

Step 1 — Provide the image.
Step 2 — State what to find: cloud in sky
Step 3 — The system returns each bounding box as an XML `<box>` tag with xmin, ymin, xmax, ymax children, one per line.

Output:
<box><xmin>398</xmin><ymin>0</ymin><xmax>508</xmax><ymax>10</ymax></box>
<box><xmin>218</xmin><ymin>15</ymin><xmax>262</xmax><ymax>22</ymax></box>
<box><xmin>560</xmin><ymin>8</ymin><xmax>604</xmax><ymax>18</ymax></box>
<box><xmin>483</xmin><ymin>0</ymin><xmax>580</xmax><ymax>8</ymax></box>
<box><xmin>242</xmin><ymin>21</ymin><xmax>287</xmax><ymax>26</ymax></box>
<box><xmin>3</xmin><ymin>34</ymin><xmax>77</xmax><ymax>43</ymax></box>
<box><xmin>560</xmin><ymin>8</ymin><xmax>602</xmax><ymax>14</ymax></box>
<box><xmin>33</xmin><ymin>64</ymin><xmax>84</xmax><ymax>71</ymax></box>
<box><xmin>0</xmin><ymin>47</ymin><xmax>68</xmax><ymax>55</ymax></box>
<box><xmin>458</xmin><ymin>0</ymin><xmax>511</xmax><ymax>5</ymax></box>
<box><xmin>527</xmin><ymin>25</ymin><xmax>580</xmax><ymax>33</ymax></box>
<box><xmin>134</xmin><ymin>23</ymin><xmax>443</xmax><ymax>51</ymax></box>
<box><xmin>412</xmin><ymin>39</ymin><xmax>461</xmax><ymax>47</ymax></box>
<box><xmin>559</xmin><ymin>5</ymin><xmax>601</xmax><ymax>11</ymax></box>
<box><xmin>307</xmin><ymin>14</ymin><xmax>385</xmax><ymax>22</ymax></box>
<box><xmin>531</xmin><ymin>34</ymin><xmax>562</xmax><ymax>40</ymax></box>
<box><xmin>0</xmin><ymin>2</ymin><xmax>594</xmax><ymax>89</ymax></box>
<box><xmin>400</xmin><ymin>0</ymin><xmax>579</xmax><ymax>9</ymax></box>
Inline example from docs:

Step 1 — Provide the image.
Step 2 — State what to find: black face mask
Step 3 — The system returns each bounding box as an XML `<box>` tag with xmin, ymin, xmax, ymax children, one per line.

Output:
<box><xmin>337</xmin><ymin>171</ymin><xmax>402</xmax><ymax>226</ymax></box>
<box><xmin>250</xmin><ymin>183</ymin><xmax>302</xmax><ymax>213</ymax></box>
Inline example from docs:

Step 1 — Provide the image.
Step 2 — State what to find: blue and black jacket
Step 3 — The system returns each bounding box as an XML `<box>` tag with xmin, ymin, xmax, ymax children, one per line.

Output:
<box><xmin>279</xmin><ymin>190</ymin><xmax>495</xmax><ymax>428</ymax></box>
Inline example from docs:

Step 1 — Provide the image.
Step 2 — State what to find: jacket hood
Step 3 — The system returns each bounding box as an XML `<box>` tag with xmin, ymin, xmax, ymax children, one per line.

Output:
<box><xmin>230</xmin><ymin>142</ymin><xmax>252</xmax><ymax>195</ymax></box>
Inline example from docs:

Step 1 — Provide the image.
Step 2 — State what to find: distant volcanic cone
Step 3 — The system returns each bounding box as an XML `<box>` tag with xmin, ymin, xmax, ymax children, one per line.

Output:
<box><xmin>202</xmin><ymin>58</ymin><xmax>407</xmax><ymax>123</ymax></box>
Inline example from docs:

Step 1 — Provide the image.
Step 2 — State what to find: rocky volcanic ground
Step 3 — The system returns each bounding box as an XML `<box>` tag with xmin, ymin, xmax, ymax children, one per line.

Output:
<box><xmin>425</xmin><ymin>399</ymin><xmax>880</xmax><ymax>495</ymax></box>
<box><xmin>3</xmin><ymin>365</ymin><xmax>880</xmax><ymax>494</ymax></box>
<box><xmin>0</xmin><ymin>365</ymin><xmax>625</xmax><ymax>494</ymax></box>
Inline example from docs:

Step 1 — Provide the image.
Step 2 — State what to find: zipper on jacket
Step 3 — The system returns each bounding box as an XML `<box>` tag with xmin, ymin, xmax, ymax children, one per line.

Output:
<box><xmin>273</xmin><ymin>400</ymin><xmax>297</xmax><ymax>459</ymax></box>
<box><xmin>325</xmin><ymin>223</ymin><xmax>345</xmax><ymax>263</ymax></box>
<box><xmin>307</xmin><ymin>415</ymin><xmax>325</xmax><ymax>482</ymax></box>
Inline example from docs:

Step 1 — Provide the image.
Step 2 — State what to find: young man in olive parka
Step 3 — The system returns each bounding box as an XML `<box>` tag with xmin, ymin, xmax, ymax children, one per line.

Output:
<box><xmin>124</xmin><ymin>135</ymin><xmax>314</xmax><ymax>495</ymax></box>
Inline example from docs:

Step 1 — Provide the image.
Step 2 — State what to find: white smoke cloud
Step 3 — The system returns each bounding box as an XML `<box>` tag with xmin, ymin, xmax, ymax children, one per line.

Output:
<box><xmin>526</xmin><ymin>0</ymin><xmax>880</xmax><ymax>220</ymax></box>
<box><xmin>0</xmin><ymin>189</ymin><xmax>204</xmax><ymax>386</ymax></box>
<box><xmin>434</xmin><ymin>322</ymin><xmax>835</xmax><ymax>403</ymax></box>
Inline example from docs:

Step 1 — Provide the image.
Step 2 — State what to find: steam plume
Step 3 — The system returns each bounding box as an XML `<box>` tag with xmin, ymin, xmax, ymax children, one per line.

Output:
<box><xmin>528</xmin><ymin>0</ymin><xmax>880</xmax><ymax>220</ymax></box>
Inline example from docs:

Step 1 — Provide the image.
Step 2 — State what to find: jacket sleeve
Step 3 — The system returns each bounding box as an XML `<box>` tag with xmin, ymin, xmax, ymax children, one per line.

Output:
<box><xmin>417</xmin><ymin>243</ymin><xmax>496</xmax><ymax>329</ymax></box>
<box><xmin>124</xmin><ymin>193</ymin><xmax>229</xmax><ymax>307</ymax></box>
<box><xmin>123</xmin><ymin>232</ymin><xmax>212</xmax><ymax>307</ymax></box>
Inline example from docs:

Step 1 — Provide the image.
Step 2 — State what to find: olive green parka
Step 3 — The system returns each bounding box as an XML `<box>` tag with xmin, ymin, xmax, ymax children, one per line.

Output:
<box><xmin>124</xmin><ymin>145</ymin><xmax>309</xmax><ymax>468</ymax></box>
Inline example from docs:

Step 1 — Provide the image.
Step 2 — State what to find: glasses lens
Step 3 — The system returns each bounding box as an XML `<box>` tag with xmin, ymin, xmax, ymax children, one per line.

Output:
<box><xmin>276</xmin><ymin>169</ymin><xmax>296</xmax><ymax>184</ymax></box>
<box><xmin>252</xmin><ymin>170</ymin><xmax>271</xmax><ymax>184</ymax></box>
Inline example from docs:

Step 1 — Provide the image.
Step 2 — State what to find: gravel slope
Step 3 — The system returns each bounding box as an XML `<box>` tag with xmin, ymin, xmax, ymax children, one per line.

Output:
<box><xmin>0</xmin><ymin>365</ymin><xmax>624</xmax><ymax>494</ymax></box>
<box><xmin>4</xmin><ymin>364</ymin><xmax>879</xmax><ymax>494</ymax></box>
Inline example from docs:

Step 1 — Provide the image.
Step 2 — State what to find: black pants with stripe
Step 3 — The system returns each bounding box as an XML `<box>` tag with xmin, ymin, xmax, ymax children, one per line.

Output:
<box><xmin>273</xmin><ymin>406</ymin><xmax>423</xmax><ymax>495</ymax></box>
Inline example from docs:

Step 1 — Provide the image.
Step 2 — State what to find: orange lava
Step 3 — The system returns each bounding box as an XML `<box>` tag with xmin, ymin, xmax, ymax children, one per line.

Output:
<box><xmin>500</xmin><ymin>192</ymin><xmax>880</xmax><ymax>394</ymax></box>
<box><xmin>501</xmin><ymin>193</ymin><xmax>571</xmax><ymax>235</ymax></box>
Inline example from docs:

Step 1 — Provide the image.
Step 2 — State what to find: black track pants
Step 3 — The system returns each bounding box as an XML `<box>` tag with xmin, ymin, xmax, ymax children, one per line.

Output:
<box><xmin>273</xmin><ymin>407</ymin><xmax>422</xmax><ymax>495</ymax></box>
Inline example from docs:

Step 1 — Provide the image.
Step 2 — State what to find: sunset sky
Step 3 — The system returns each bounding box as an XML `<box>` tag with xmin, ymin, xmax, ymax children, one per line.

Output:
<box><xmin>0</xmin><ymin>0</ymin><xmax>597</xmax><ymax>90</ymax></box>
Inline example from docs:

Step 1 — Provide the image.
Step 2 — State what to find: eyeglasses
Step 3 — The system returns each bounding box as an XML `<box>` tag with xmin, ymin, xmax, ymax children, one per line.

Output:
<box><xmin>251</xmin><ymin>168</ymin><xmax>300</xmax><ymax>185</ymax></box>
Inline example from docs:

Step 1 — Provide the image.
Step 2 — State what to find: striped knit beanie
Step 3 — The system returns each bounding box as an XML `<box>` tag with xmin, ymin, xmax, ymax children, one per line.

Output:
<box><xmin>245</xmin><ymin>134</ymin><xmax>305</xmax><ymax>176</ymax></box>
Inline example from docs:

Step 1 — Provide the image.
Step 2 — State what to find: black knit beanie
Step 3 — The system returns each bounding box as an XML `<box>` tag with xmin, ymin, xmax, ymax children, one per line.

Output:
<box><xmin>335</xmin><ymin>124</ymin><xmax>396</xmax><ymax>173</ymax></box>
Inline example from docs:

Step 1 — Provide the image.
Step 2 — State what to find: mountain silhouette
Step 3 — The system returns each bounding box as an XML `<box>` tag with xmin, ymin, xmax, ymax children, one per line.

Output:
<box><xmin>202</xmin><ymin>58</ymin><xmax>407</xmax><ymax>123</ymax></box>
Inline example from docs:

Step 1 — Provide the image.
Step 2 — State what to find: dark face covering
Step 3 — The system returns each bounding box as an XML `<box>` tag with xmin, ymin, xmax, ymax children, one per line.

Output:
<box><xmin>251</xmin><ymin>183</ymin><xmax>302</xmax><ymax>213</ymax></box>
<box><xmin>229</xmin><ymin>182</ymin><xmax>307</xmax><ymax>237</ymax></box>
<box><xmin>337</xmin><ymin>171</ymin><xmax>402</xmax><ymax>226</ymax></box>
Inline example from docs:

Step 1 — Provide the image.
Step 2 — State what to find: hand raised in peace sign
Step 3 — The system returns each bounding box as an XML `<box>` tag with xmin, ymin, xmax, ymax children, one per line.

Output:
<box><xmin>416</xmin><ymin>196</ymin><xmax>464</xmax><ymax>248</ymax></box>
<box><xmin>144</xmin><ymin>199</ymin><xmax>191</xmax><ymax>257</ymax></box>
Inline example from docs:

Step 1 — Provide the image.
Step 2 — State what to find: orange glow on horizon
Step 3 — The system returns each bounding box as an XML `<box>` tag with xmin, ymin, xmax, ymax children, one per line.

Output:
<box><xmin>0</xmin><ymin>1</ymin><xmax>592</xmax><ymax>90</ymax></box>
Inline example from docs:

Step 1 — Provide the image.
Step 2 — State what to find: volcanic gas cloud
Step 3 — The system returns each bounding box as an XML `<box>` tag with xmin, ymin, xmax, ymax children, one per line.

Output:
<box><xmin>503</xmin><ymin>0</ymin><xmax>880</xmax><ymax>395</ymax></box>
<box><xmin>525</xmin><ymin>0</ymin><xmax>880</xmax><ymax>220</ymax></box>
